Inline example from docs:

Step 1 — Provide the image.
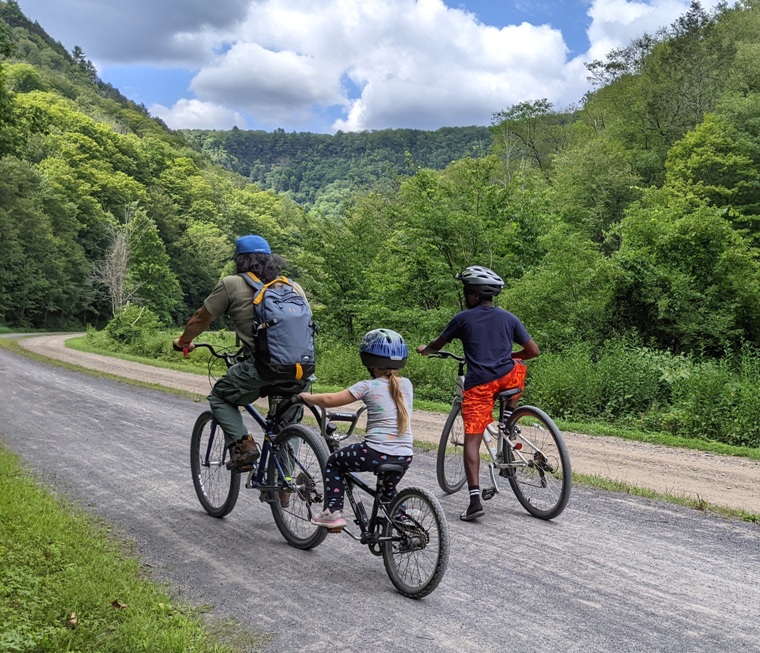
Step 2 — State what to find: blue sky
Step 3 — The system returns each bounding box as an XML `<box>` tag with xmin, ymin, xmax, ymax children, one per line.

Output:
<box><xmin>17</xmin><ymin>0</ymin><xmax>724</xmax><ymax>133</ymax></box>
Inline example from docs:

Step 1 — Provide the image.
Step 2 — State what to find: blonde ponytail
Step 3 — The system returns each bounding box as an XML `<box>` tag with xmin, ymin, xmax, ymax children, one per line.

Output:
<box><xmin>380</xmin><ymin>370</ymin><xmax>409</xmax><ymax>435</ymax></box>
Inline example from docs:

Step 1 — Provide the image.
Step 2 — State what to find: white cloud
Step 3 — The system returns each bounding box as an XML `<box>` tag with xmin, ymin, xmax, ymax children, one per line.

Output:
<box><xmin>190</xmin><ymin>42</ymin><xmax>346</xmax><ymax>122</ymax></box>
<box><xmin>17</xmin><ymin>0</ymin><xmax>251</xmax><ymax>65</ymax></box>
<box><xmin>585</xmin><ymin>0</ymin><xmax>722</xmax><ymax>62</ymax></box>
<box><xmin>19</xmin><ymin>0</ymin><xmax>731</xmax><ymax>131</ymax></box>
<box><xmin>150</xmin><ymin>99</ymin><xmax>247</xmax><ymax>130</ymax></box>
<box><xmin>187</xmin><ymin>0</ymin><xmax>581</xmax><ymax>131</ymax></box>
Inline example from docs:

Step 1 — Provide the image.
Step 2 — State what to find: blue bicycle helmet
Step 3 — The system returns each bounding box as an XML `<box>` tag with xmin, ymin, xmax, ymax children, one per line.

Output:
<box><xmin>360</xmin><ymin>328</ymin><xmax>408</xmax><ymax>370</ymax></box>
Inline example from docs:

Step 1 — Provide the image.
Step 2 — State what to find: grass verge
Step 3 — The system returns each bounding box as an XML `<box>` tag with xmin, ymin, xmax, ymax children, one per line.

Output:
<box><xmin>574</xmin><ymin>472</ymin><xmax>760</xmax><ymax>525</ymax></box>
<box><xmin>0</xmin><ymin>446</ymin><xmax>269</xmax><ymax>653</ymax></box>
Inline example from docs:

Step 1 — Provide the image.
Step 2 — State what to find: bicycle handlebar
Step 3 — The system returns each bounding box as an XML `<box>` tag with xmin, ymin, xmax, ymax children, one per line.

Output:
<box><xmin>428</xmin><ymin>351</ymin><xmax>465</xmax><ymax>363</ymax></box>
<box><xmin>178</xmin><ymin>342</ymin><xmax>361</xmax><ymax>436</ymax></box>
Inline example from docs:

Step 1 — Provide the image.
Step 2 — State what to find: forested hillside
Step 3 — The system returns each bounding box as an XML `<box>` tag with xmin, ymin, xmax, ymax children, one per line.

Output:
<box><xmin>3</xmin><ymin>0</ymin><xmax>760</xmax><ymax>445</ymax></box>
<box><xmin>0</xmin><ymin>0</ymin><xmax>307</xmax><ymax>328</ymax></box>
<box><xmin>182</xmin><ymin>126</ymin><xmax>492</xmax><ymax>206</ymax></box>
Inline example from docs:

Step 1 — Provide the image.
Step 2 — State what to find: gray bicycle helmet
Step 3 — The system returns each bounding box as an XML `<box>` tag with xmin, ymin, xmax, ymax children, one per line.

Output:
<box><xmin>360</xmin><ymin>328</ymin><xmax>408</xmax><ymax>370</ymax></box>
<box><xmin>456</xmin><ymin>265</ymin><xmax>504</xmax><ymax>297</ymax></box>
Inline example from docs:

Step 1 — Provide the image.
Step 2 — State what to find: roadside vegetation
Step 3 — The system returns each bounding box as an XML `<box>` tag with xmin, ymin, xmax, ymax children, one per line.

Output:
<box><xmin>0</xmin><ymin>446</ymin><xmax>266</xmax><ymax>653</ymax></box>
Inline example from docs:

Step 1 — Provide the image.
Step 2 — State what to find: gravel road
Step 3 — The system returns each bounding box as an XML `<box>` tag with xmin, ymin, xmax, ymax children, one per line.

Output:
<box><xmin>17</xmin><ymin>334</ymin><xmax>760</xmax><ymax>515</ymax></box>
<box><xmin>1</xmin><ymin>340</ymin><xmax>759</xmax><ymax>652</ymax></box>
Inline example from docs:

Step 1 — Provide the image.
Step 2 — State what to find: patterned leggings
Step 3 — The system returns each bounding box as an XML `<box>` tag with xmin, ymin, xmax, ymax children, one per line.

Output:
<box><xmin>324</xmin><ymin>442</ymin><xmax>413</xmax><ymax>511</ymax></box>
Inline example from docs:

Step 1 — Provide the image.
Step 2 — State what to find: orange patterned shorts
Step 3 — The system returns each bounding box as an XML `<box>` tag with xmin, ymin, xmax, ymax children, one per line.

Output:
<box><xmin>461</xmin><ymin>361</ymin><xmax>527</xmax><ymax>435</ymax></box>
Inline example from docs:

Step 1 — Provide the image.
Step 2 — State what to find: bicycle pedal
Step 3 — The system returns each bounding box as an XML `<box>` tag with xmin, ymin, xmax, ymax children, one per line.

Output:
<box><xmin>258</xmin><ymin>490</ymin><xmax>273</xmax><ymax>503</ymax></box>
<box><xmin>326</xmin><ymin>526</ymin><xmax>345</xmax><ymax>534</ymax></box>
<box><xmin>482</xmin><ymin>488</ymin><xmax>497</xmax><ymax>501</ymax></box>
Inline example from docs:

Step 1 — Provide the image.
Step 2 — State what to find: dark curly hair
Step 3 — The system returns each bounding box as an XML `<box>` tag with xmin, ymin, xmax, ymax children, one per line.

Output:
<box><xmin>234</xmin><ymin>252</ymin><xmax>288</xmax><ymax>283</ymax></box>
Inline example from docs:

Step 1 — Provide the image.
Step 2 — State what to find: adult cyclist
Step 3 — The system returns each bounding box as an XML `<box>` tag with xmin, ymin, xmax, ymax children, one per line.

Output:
<box><xmin>173</xmin><ymin>234</ymin><xmax>309</xmax><ymax>472</ymax></box>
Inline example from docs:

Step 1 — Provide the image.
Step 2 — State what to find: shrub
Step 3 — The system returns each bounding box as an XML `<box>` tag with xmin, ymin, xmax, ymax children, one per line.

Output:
<box><xmin>103</xmin><ymin>305</ymin><xmax>162</xmax><ymax>346</ymax></box>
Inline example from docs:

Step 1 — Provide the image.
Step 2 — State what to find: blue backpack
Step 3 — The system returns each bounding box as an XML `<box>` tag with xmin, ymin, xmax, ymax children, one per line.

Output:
<box><xmin>239</xmin><ymin>273</ymin><xmax>315</xmax><ymax>382</ymax></box>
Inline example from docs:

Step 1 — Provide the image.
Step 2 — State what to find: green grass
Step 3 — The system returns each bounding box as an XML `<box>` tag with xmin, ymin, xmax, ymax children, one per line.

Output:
<box><xmin>557</xmin><ymin>419</ymin><xmax>760</xmax><ymax>461</ymax></box>
<box><xmin>0</xmin><ymin>446</ymin><xmax>269</xmax><ymax>653</ymax></box>
<box><xmin>573</xmin><ymin>472</ymin><xmax>760</xmax><ymax>524</ymax></box>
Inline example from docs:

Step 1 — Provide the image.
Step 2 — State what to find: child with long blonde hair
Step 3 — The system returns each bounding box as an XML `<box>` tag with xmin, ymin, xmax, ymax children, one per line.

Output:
<box><xmin>299</xmin><ymin>329</ymin><xmax>413</xmax><ymax>530</ymax></box>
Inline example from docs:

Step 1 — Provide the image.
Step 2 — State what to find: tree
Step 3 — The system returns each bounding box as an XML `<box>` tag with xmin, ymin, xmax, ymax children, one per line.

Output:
<box><xmin>550</xmin><ymin>132</ymin><xmax>642</xmax><ymax>245</ymax></box>
<box><xmin>127</xmin><ymin>208</ymin><xmax>182</xmax><ymax>323</ymax></box>
<box><xmin>92</xmin><ymin>204</ymin><xmax>144</xmax><ymax>317</ymax></box>
<box><xmin>0</xmin><ymin>13</ymin><xmax>20</xmax><ymax>156</ymax></box>
<box><xmin>664</xmin><ymin>113</ymin><xmax>760</xmax><ymax>234</ymax></box>
<box><xmin>608</xmin><ymin>188</ymin><xmax>760</xmax><ymax>354</ymax></box>
<box><xmin>491</xmin><ymin>100</ymin><xmax>574</xmax><ymax>182</ymax></box>
<box><xmin>499</xmin><ymin>224</ymin><xmax>614</xmax><ymax>348</ymax></box>
<box><xmin>71</xmin><ymin>45</ymin><xmax>97</xmax><ymax>81</ymax></box>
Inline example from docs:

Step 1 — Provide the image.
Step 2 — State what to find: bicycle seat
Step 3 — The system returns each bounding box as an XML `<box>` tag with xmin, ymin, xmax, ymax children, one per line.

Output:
<box><xmin>494</xmin><ymin>388</ymin><xmax>521</xmax><ymax>401</ymax></box>
<box><xmin>375</xmin><ymin>463</ymin><xmax>405</xmax><ymax>475</ymax></box>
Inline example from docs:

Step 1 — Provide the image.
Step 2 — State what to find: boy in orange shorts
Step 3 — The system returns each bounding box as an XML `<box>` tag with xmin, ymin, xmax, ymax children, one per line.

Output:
<box><xmin>417</xmin><ymin>266</ymin><xmax>539</xmax><ymax>521</ymax></box>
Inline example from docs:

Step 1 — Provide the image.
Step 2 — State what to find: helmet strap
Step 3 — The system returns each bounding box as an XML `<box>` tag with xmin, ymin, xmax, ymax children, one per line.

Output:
<box><xmin>366</xmin><ymin>368</ymin><xmax>395</xmax><ymax>379</ymax></box>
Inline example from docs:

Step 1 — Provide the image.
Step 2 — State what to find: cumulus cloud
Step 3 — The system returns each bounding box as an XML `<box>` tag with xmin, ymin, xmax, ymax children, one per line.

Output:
<box><xmin>585</xmin><ymin>0</ymin><xmax>707</xmax><ymax>61</ymax></box>
<box><xmin>17</xmin><ymin>0</ymin><xmax>251</xmax><ymax>64</ymax></box>
<box><xmin>19</xmin><ymin>0</ymin><xmax>729</xmax><ymax>131</ymax></box>
<box><xmin>150</xmin><ymin>99</ymin><xmax>247</xmax><ymax>130</ymax></box>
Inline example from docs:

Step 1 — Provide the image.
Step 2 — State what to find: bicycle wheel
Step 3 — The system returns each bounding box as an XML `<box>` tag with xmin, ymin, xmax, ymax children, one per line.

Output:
<box><xmin>382</xmin><ymin>487</ymin><xmax>450</xmax><ymax>599</ymax></box>
<box><xmin>503</xmin><ymin>406</ymin><xmax>571</xmax><ymax>520</ymax></box>
<box><xmin>190</xmin><ymin>411</ymin><xmax>240</xmax><ymax>518</ymax></box>
<box><xmin>437</xmin><ymin>401</ymin><xmax>467</xmax><ymax>494</ymax></box>
<box><xmin>268</xmin><ymin>424</ymin><xmax>330</xmax><ymax>550</ymax></box>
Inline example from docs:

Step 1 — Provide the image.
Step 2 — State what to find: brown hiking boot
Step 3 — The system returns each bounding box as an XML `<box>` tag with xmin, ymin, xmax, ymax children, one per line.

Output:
<box><xmin>226</xmin><ymin>435</ymin><xmax>260</xmax><ymax>472</ymax></box>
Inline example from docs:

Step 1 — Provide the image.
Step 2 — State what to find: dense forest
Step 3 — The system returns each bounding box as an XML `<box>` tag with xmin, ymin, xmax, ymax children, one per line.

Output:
<box><xmin>3</xmin><ymin>0</ymin><xmax>760</xmax><ymax>445</ymax></box>
<box><xmin>182</xmin><ymin>126</ymin><xmax>492</xmax><ymax>206</ymax></box>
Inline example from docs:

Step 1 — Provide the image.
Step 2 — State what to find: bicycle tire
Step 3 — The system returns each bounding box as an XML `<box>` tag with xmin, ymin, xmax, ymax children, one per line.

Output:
<box><xmin>503</xmin><ymin>406</ymin><xmax>571</xmax><ymax>520</ymax></box>
<box><xmin>268</xmin><ymin>424</ymin><xmax>330</xmax><ymax>550</ymax></box>
<box><xmin>190</xmin><ymin>411</ymin><xmax>241</xmax><ymax>518</ymax></box>
<box><xmin>382</xmin><ymin>487</ymin><xmax>450</xmax><ymax>599</ymax></box>
<box><xmin>436</xmin><ymin>401</ymin><xmax>467</xmax><ymax>494</ymax></box>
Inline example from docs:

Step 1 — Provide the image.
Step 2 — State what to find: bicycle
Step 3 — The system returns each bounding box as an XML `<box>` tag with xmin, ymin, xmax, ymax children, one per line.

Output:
<box><xmin>186</xmin><ymin>343</ymin><xmax>331</xmax><ymax>550</ymax></box>
<box><xmin>307</xmin><ymin>405</ymin><xmax>450</xmax><ymax>598</ymax></box>
<box><xmin>430</xmin><ymin>351</ymin><xmax>571</xmax><ymax>520</ymax></box>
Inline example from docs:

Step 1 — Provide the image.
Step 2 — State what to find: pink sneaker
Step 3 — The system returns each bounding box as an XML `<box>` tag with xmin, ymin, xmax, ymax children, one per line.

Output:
<box><xmin>311</xmin><ymin>509</ymin><xmax>347</xmax><ymax>529</ymax></box>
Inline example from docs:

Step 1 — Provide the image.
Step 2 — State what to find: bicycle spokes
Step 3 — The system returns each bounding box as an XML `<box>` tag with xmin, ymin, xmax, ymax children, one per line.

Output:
<box><xmin>502</xmin><ymin>407</ymin><xmax>572</xmax><ymax>520</ymax></box>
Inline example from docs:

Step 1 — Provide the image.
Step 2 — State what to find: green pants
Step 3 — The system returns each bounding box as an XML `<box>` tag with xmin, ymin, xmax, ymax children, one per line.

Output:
<box><xmin>207</xmin><ymin>356</ymin><xmax>307</xmax><ymax>446</ymax></box>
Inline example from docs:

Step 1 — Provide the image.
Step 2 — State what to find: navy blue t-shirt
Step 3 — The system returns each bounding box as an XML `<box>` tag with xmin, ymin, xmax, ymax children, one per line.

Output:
<box><xmin>439</xmin><ymin>305</ymin><xmax>531</xmax><ymax>389</ymax></box>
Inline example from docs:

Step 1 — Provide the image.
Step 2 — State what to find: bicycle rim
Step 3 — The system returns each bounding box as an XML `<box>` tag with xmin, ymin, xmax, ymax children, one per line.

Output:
<box><xmin>437</xmin><ymin>402</ymin><xmax>467</xmax><ymax>494</ymax></box>
<box><xmin>268</xmin><ymin>424</ymin><xmax>329</xmax><ymax>550</ymax></box>
<box><xmin>190</xmin><ymin>411</ymin><xmax>240</xmax><ymax>517</ymax></box>
<box><xmin>505</xmin><ymin>406</ymin><xmax>571</xmax><ymax>520</ymax></box>
<box><xmin>382</xmin><ymin>487</ymin><xmax>450</xmax><ymax>598</ymax></box>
